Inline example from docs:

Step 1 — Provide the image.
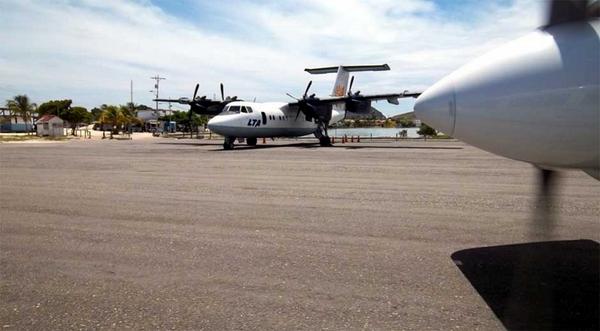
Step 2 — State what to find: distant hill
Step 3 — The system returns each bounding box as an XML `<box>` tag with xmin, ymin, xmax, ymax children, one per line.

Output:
<box><xmin>345</xmin><ymin>106</ymin><xmax>386</xmax><ymax>120</ymax></box>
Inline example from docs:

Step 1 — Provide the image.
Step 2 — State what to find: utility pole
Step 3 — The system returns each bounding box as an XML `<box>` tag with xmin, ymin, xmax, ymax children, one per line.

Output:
<box><xmin>130</xmin><ymin>80</ymin><xmax>133</xmax><ymax>105</ymax></box>
<box><xmin>150</xmin><ymin>75</ymin><xmax>166</xmax><ymax>113</ymax></box>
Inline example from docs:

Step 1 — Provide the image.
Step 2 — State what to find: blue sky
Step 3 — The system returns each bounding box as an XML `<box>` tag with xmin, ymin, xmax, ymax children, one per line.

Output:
<box><xmin>0</xmin><ymin>0</ymin><xmax>545</xmax><ymax>116</ymax></box>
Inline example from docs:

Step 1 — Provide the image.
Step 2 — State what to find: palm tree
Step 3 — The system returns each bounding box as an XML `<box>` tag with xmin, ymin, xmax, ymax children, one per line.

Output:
<box><xmin>6</xmin><ymin>95</ymin><xmax>36</xmax><ymax>134</ymax></box>
<box><xmin>119</xmin><ymin>104</ymin><xmax>140</xmax><ymax>134</ymax></box>
<box><xmin>99</xmin><ymin>105</ymin><xmax>124</xmax><ymax>139</ymax></box>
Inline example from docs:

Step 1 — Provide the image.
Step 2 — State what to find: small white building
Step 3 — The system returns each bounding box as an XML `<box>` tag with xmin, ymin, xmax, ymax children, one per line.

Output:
<box><xmin>37</xmin><ymin>115</ymin><xmax>65</xmax><ymax>137</ymax></box>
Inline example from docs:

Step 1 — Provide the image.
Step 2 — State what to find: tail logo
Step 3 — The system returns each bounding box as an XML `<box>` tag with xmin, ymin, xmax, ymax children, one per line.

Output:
<box><xmin>334</xmin><ymin>84</ymin><xmax>346</xmax><ymax>96</ymax></box>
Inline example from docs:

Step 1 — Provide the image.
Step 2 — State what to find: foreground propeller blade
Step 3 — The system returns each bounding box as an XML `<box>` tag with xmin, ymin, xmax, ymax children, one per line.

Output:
<box><xmin>220</xmin><ymin>83</ymin><xmax>225</xmax><ymax>102</ymax></box>
<box><xmin>286</xmin><ymin>93</ymin><xmax>299</xmax><ymax>100</ymax></box>
<box><xmin>531</xmin><ymin>168</ymin><xmax>558</xmax><ymax>240</ymax></box>
<box><xmin>303</xmin><ymin>81</ymin><xmax>313</xmax><ymax>98</ymax></box>
<box><xmin>193</xmin><ymin>83</ymin><xmax>199</xmax><ymax>100</ymax></box>
<box><xmin>295</xmin><ymin>108</ymin><xmax>301</xmax><ymax>120</ymax></box>
<box><xmin>188</xmin><ymin>107</ymin><xmax>193</xmax><ymax>136</ymax></box>
<box><xmin>348</xmin><ymin>76</ymin><xmax>355</xmax><ymax>95</ymax></box>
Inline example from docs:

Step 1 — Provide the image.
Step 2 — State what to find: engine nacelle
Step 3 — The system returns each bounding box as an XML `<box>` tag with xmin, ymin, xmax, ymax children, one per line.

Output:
<box><xmin>345</xmin><ymin>99</ymin><xmax>371</xmax><ymax>113</ymax></box>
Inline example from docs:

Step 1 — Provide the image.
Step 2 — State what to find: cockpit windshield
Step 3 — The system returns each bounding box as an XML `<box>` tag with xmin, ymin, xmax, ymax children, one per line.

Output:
<box><xmin>227</xmin><ymin>106</ymin><xmax>241</xmax><ymax>113</ymax></box>
<box><xmin>223</xmin><ymin>105</ymin><xmax>253</xmax><ymax>114</ymax></box>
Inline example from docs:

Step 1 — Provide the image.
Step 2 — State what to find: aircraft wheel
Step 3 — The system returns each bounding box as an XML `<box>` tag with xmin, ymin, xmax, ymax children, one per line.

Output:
<box><xmin>223</xmin><ymin>137</ymin><xmax>235</xmax><ymax>150</ymax></box>
<box><xmin>247</xmin><ymin>137</ymin><xmax>258</xmax><ymax>146</ymax></box>
<box><xmin>319</xmin><ymin>136</ymin><xmax>332</xmax><ymax>147</ymax></box>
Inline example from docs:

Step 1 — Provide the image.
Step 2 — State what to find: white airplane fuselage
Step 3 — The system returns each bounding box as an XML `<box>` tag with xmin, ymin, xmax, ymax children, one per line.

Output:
<box><xmin>414</xmin><ymin>20</ymin><xmax>599</xmax><ymax>179</ymax></box>
<box><xmin>207</xmin><ymin>101</ymin><xmax>344</xmax><ymax>138</ymax></box>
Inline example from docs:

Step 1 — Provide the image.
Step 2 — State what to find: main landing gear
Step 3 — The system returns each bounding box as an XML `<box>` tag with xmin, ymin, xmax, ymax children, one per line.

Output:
<box><xmin>319</xmin><ymin>136</ymin><xmax>331</xmax><ymax>147</ymax></box>
<box><xmin>246</xmin><ymin>137</ymin><xmax>257</xmax><ymax>146</ymax></box>
<box><xmin>315</xmin><ymin>123</ymin><xmax>332</xmax><ymax>147</ymax></box>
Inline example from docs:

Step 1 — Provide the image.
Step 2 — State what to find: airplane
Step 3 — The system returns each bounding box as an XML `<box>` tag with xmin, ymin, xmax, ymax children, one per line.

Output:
<box><xmin>414</xmin><ymin>0</ymin><xmax>599</xmax><ymax>187</ymax></box>
<box><xmin>156</xmin><ymin>64</ymin><xmax>420</xmax><ymax>150</ymax></box>
<box><xmin>154</xmin><ymin>82</ymin><xmax>239</xmax><ymax>125</ymax></box>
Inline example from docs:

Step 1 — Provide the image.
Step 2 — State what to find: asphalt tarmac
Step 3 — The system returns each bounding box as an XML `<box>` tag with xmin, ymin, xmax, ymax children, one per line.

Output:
<box><xmin>1</xmin><ymin>138</ymin><xmax>598</xmax><ymax>330</ymax></box>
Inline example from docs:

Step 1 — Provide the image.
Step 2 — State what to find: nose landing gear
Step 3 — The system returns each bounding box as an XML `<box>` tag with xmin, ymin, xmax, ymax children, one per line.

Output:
<box><xmin>223</xmin><ymin>136</ymin><xmax>235</xmax><ymax>150</ymax></box>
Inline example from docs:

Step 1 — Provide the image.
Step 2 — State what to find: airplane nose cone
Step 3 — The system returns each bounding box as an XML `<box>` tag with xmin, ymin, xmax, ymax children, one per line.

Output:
<box><xmin>207</xmin><ymin>116</ymin><xmax>224</xmax><ymax>132</ymax></box>
<box><xmin>207</xmin><ymin>115</ymin><xmax>237</xmax><ymax>136</ymax></box>
<box><xmin>414</xmin><ymin>77</ymin><xmax>456</xmax><ymax>136</ymax></box>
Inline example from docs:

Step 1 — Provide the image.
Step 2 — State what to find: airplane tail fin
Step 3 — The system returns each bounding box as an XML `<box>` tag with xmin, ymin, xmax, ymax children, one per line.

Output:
<box><xmin>304</xmin><ymin>64</ymin><xmax>390</xmax><ymax>96</ymax></box>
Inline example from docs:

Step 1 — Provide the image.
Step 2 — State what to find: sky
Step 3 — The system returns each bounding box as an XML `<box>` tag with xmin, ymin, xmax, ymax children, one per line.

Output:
<box><xmin>0</xmin><ymin>0</ymin><xmax>546</xmax><ymax>117</ymax></box>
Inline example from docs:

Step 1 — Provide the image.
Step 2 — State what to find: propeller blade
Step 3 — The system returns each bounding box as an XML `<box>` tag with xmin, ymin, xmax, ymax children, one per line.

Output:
<box><xmin>348</xmin><ymin>76</ymin><xmax>355</xmax><ymax>95</ymax></box>
<box><xmin>220</xmin><ymin>83</ymin><xmax>225</xmax><ymax>101</ymax></box>
<box><xmin>303</xmin><ymin>81</ymin><xmax>313</xmax><ymax>98</ymax></box>
<box><xmin>295</xmin><ymin>108</ymin><xmax>301</xmax><ymax>120</ymax></box>
<box><xmin>193</xmin><ymin>83</ymin><xmax>199</xmax><ymax>100</ymax></box>
<box><xmin>531</xmin><ymin>168</ymin><xmax>558</xmax><ymax>240</ymax></box>
<box><xmin>286</xmin><ymin>93</ymin><xmax>299</xmax><ymax>100</ymax></box>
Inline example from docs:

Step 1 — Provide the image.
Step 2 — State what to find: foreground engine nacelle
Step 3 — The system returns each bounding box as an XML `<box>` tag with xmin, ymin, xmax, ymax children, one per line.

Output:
<box><xmin>414</xmin><ymin>20</ymin><xmax>599</xmax><ymax>177</ymax></box>
<box><xmin>345</xmin><ymin>99</ymin><xmax>371</xmax><ymax>113</ymax></box>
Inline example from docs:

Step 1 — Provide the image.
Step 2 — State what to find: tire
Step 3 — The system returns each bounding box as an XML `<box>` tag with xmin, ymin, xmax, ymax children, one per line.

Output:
<box><xmin>247</xmin><ymin>137</ymin><xmax>258</xmax><ymax>146</ymax></box>
<box><xmin>223</xmin><ymin>137</ymin><xmax>235</xmax><ymax>150</ymax></box>
<box><xmin>319</xmin><ymin>136</ymin><xmax>332</xmax><ymax>147</ymax></box>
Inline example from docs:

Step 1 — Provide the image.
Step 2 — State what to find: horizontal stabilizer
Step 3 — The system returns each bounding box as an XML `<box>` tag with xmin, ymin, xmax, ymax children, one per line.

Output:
<box><xmin>305</xmin><ymin>64</ymin><xmax>390</xmax><ymax>75</ymax></box>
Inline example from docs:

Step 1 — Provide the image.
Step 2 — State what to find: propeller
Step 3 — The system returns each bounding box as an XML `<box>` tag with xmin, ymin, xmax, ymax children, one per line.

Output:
<box><xmin>219</xmin><ymin>83</ymin><xmax>238</xmax><ymax>102</ymax></box>
<box><xmin>347</xmin><ymin>76</ymin><xmax>362</xmax><ymax>97</ymax></box>
<box><xmin>531</xmin><ymin>168</ymin><xmax>558</xmax><ymax>240</ymax></box>
<box><xmin>188</xmin><ymin>83</ymin><xmax>200</xmax><ymax>137</ymax></box>
<box><xmin>288</xmin><ymin>81</ymin><xmax>319</xmax><ymax>120</ymax></box>
<box><xmin>193</xmin><ymin>83</ymin><xmax>199</xmax><ymax>100</ymax></box>
<box><xmin>303</xmin><ymin>80</ymin><xmax>313</xmax><ymax>98</ymax></box>
<box><xmin>287</xmin><ymin>80</ymin><xmax>333</xmax><ymax>146</ymax></box>
<box><xmin>286</xmin><ymin>93</ymin><xmax>299</xmax><ymax>100</ymax></box>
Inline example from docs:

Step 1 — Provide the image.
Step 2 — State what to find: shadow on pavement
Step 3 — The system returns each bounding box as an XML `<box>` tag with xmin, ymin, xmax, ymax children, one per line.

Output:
<box><xmin>451</xmin><ymin>240</ymin><xmax>599</xmax><ymax>331</ymax></box>
<box><xmin>158</xmin><ymin>141</ymin><xmax>462</xmax><ymax>151</ymax></box>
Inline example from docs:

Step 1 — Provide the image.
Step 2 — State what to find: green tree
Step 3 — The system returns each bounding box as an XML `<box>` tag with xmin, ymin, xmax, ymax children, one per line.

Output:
<box><xmin>37</xmin><ymin>99</ymin><xmax>72</xmax><ymax>116</ymax></box>
<box><xmin>119</xmin><ymin>104</ymin><xmax>141</xmax><ymax>133</ymax></box>
<box><xmin>158</xmin><ymin>111</ymin><xmax>208</xmax><ymax>133</ymax></box>
<box><xmin>90</xmin><ymin>107</ymin><xmax>103</xmax><ymax>122</ymax></box>
<box><xmin>6</xmin><ymin>95</ymin><xmax>36</xmax><ymax>134</ymax></box>
<box><xmin>397</xmin><ymin>118</ymin><xmax>415</xmax><ymax>128</ymax></box>
<box><xmin>417</xmin><ymin>123</ymin><xmax>437</xmax><ymax>137</ymax></box>
<box><xmin>99</xmin><ymin>105</ymin><xmax>125</xmax><ymax>139</ymax></box>
<box><xmin>61</xmin><ymin>106</ymin><xmax>92</xmax><ymax>135</ymax></box>
<box><xmin>383</xmin><ymin>119</ymin><xmax>396</xmax><ymax>128</ymax></box>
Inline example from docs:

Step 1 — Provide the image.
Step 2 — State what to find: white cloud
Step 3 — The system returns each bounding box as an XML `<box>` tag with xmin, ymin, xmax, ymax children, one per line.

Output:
<box><xmin>0</xmin><ymin>0</ymin><xmax>544</xmax><ymax>116</ymax></box>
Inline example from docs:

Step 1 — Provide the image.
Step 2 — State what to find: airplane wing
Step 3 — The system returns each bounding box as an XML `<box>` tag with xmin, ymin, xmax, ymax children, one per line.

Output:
<box><xmin>154</xmin><ymin>98</ymin><xmax>193</xmax><ymax>105</ymax></box>
<box><xmin>288</xmin><ymin>90</ymin><xmax>421</xmax><ymax>109</ymax></box>
<box><xmin>153</xmin><ymin>97</ymin><xmax>228</xmax><ymax>116</ymax></box>
<box><xmin>287</xmin><ymin>90</ymin><xmax>422</xmax><ymax>123</ymax></box>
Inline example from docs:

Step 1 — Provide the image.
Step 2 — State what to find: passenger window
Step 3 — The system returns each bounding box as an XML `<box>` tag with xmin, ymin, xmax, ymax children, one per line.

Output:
<box><xmin>241</xmin><ymin>107</ymin><xmax>248</xmax><ymax>113</ymax></box>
